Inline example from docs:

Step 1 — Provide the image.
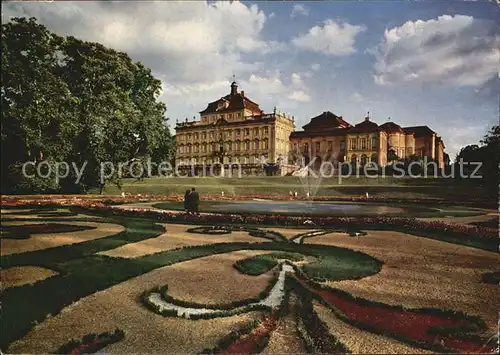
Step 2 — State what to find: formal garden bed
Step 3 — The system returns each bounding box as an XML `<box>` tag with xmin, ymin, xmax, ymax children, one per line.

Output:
<box><xmin>2</xmin><ymin>204</ymin><xmax>497</xmax><ymax>354</ymax></box>
<box><xmin>85</xmin><ymin>205</ymin><xmax>497</xmax><ymax>251</ymax></box>
<box><xmin>288</xmin><ymin>268</ymin><xmax>495</xmax><ymax>354</ymax></box>
<box><xmin>0</xmin><ymin>223</ymin><xmax>96</xmax><ymax>239</ymax></box>
<box><xmin>2</xmin><ymin>193</ymin><xmax>496</xmax><ymax>208</ymax></box>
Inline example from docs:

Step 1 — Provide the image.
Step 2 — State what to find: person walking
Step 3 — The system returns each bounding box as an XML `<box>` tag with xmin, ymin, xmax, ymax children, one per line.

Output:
<box><xmin>184</xmin><ymin>189</ymin><xmax>191</xmax><ymax>213</ymax></box>
<box><xmin>188</xmin><ymin>187</ymin><xmax>200</xmax><ymax>215</ymax></box>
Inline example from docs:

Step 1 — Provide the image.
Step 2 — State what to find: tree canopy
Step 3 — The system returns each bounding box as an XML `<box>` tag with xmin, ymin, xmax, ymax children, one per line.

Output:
<box><xmin>455</xmin><ymin>125</ymin><xmax>499</xmax><ymax>187</ymax></box>
<box><xmin>1</xmin><ymin>17</ymin><xmax>173</xmax><ymax>193</ymax></box>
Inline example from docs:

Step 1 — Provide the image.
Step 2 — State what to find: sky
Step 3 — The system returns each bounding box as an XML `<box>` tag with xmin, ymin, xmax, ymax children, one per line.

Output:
<box><xmin>2</xmin><ymin>1</ymin><xmax>499</xmax><ymax>159</ymax></box>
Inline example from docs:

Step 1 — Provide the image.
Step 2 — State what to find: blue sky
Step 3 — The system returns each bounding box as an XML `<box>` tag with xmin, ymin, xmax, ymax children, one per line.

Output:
<box><xmin>3</xmin><ymin>1</ymin><xmax>499</xmax><ymax>158</ymax></box>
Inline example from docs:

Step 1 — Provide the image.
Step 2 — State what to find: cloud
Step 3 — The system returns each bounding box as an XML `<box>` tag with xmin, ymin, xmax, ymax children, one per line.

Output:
<box><xmin>370</xmin><ymin>15</ymin><xmax>500</xmax><ymax>87</ymax></box>
<box><xmin>238</xmin><ymin>69</ymin><xmax>313</xmax><ymax>108</ymax></box>
<box><xmin>292</xmin><ymin>19</ymin><xmax>366</xmax><ymax>56</ymax></box>
<box><xmin>445</xmin><ymin>125</ymin><xmax>491</xmax><ymax>159</ymax></box>
<box><xmin>291</xmin><ymin>73</ymin><xmax>303</xmax><ymax>86</ymax></box>
<box><xmin>291</xmin><ymin>4</ymin><xmax>309</xmax><ymax>18</ymax></box>
<box><xmin>350</xmin><ymin>92</ymin><xmax>364</xmax><ymax>103</ymax></box>
<box><xmin>2</xmin><ymin>1</ymin><xmax>281</xmax><ymax>89</ymax></box>
<box><xmin>288</xmin><ymin>91</ymin><xmax>312</xmax><ymax>102</ymax></box>
<box><xmin>311</xmin><ymin>63</ymin><xmax>321</xmax><ymax>71</ymax></box>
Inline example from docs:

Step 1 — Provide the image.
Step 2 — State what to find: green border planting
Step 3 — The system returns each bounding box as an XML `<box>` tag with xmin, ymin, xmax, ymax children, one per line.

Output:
<box><xmin>54</xmin><ymin>329</ymin><xmax>125</xmax><ymax>354</ymax></box>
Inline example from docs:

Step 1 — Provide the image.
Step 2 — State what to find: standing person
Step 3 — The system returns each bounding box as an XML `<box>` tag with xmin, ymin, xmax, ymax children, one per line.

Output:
<box><xmin>189</xmin><ymin>187</ymin><xmax>200</xmax><ymax>215</ymax></box>
<box><xmin>184</xmin><ymin>189</ymin><xmax>191</xmax><ymax>213</ymax></box>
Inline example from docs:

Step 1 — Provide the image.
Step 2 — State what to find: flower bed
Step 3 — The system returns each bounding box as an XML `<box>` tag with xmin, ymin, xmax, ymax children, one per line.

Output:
<box><xmin>481</xmin><ymin>271</ymin><xmax>500</xmax><ymax>285</ymax></box>
<box><xmin>55</xmin><ymin>329</ymin><xmax>124</xmax><ymax>354</ymax></box>
<box><xmin>0</xmin><ymin>223</ymin><xmax>96</xmax><ymax>240</ymax></box>
<box><xmin>2</xmin><ymin>193</ymin><xmax>496</xmax><ymax>208</ymax></box>
<box><xmin>289</xmin><ymin>269</ymin><xmax>494</xmax><ymax>354</ymax></box>
<box><xmin>292</xmin><ymin>277</ymin><xmax>350</xmax><ymax>354</ymax></box>
<box><xmin>79</xmin><ymin>203</ymin><xmax>496</xmax><ymax>251</ymax></box>
<box><xmin>233</xmin><ymin>252</ymin><xmax>304</xmax><ymax>276</ymax></box>
<box><xmin>140</xmin><ymin>270</ymin><xmax>280</xmax><ymax>317</ymax></box>
<box><xmin>174</xmin><ymin>225</ymin><xmax>289</xmax><ymax>242</ymax></box>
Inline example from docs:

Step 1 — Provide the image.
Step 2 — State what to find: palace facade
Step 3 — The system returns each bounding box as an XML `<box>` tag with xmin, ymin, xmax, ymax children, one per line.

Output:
<box><xmin>174</xmin><ymin>82</ymin><xmax>296</xmax><ymax>175</ymax></box>
<box><xmin>174</xmin><ymin>83</ymin><xmax>447</xmax><ymax>175</ymax></box>
<box><xmin>290</xmin><ymin>111</ymin><xmax>446</xmax><ymax>169</ymax></box>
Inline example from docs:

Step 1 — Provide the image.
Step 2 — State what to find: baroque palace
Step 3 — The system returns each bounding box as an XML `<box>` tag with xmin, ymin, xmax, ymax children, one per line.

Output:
<box><xmin>174</xmin><ymin>82</ymin><xmax>446</xmax><ymax>175</ymax></box>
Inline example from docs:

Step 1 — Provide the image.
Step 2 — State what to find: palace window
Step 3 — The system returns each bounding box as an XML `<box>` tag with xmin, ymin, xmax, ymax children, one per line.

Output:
<box><xmin>187</xmin><ymin>134</ymin><xmax>192</xmax><ymax>140</ymax></box>
<box><xmin>350</xmin><ymin>138</ymin><xmax>357</xmax><ymax>150</ymax></box>
<box><xmin>254</xmin><ymin>128</ymin><xmax>259</xmax><ymax>135</ymax></box>
<box><xmin>315</xmin><ymin>142</ymin><xmax>320</xmax><ymax>152</ymax></box>
<box><xmin>245</xmin><ymin>141</ymin><xmax>250</xmax><ymax>150</ymax></box>
<box><xmin>245</xmin><ymin>128</ymin><xmax>250</xmax><ymax>135</ymax></box>
<box><xmin>361</xmin><ymin>138</ymin><xmax>367</xmax><ymax>150</ymax></box>
<box><xmin>371</xmin><ymin>137</ymin><xmax>377</xmax><ymax>149</ymax></box>
<box><xmin>264</xmin><ymin>139</ymin><xmax>269</xmax><ymax>150</ymax></box>
<box><xmin>328</xmin><ymin>141</ymin><xmax>333</xmax><ymax>151</ymax></box>
<box><xmin>264</xmin><ymin>127</ymin><xmax>269</xmax><ymax>135</ymax></box>
<box><xmin>228</xmin><ymin>114</ymin><xmax>233</xmax><ymax>120</ymax></box>
<box><xmin>236</xmin><ymin>129</ymin><xmax>241</xmax><ymax>136</ymax></box>
<box><xmin>237</xmin><ymin>112</ymin><xmax>242</xmax><ymax>118</ymax></box>
<box><xmin>195</xmin><ymin>133</ymin><xmax>199</xmax><ymax>139</ymax></box>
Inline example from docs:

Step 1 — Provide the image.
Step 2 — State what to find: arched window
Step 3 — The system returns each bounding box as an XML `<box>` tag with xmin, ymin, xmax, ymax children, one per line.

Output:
<box><xmin>351</xmin><ymin>154</ymin><xmax>357</xmax><ymax>164</ymax></box>
<box><xmin>361</xmin><ymin>154</ymin><xmax>368</xmax><ymax>166</ymax></box>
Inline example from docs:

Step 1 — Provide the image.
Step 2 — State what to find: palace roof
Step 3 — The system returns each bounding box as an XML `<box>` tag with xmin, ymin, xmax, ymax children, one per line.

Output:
<box><xmin>302</xmin><ymin>111</ymin><xmax>352</xmax><ymax>132</ymax></box>
<box><xmin>349</xmin><ymin>116</ymin><xmax>380</xmax><ymax>133</ymax></box>
<box><xmin>403</xmin><ymin>125</ymin><xmax>435</xmax><ymax>137</ymax></box>
<box><xmin>199</xmin><ymin>82</ymin><xmax>263</xmax><ymax>115</ymax></box>
<box><xmin>380</xmin><ymin>121</ymin><xmax>405</xmax><ymax>134</ymax></box>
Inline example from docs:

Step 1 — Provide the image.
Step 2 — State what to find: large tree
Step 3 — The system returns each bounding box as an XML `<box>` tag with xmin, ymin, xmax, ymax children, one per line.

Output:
<box><xmin>1</xmin><ymin>17</ymin><xmax>172</xmax><ymax>193</ymax></box>
<box><xmin>455</xmin><ymin>125</ymin><xmax>499</xmax><ymax>187</ymax></box>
